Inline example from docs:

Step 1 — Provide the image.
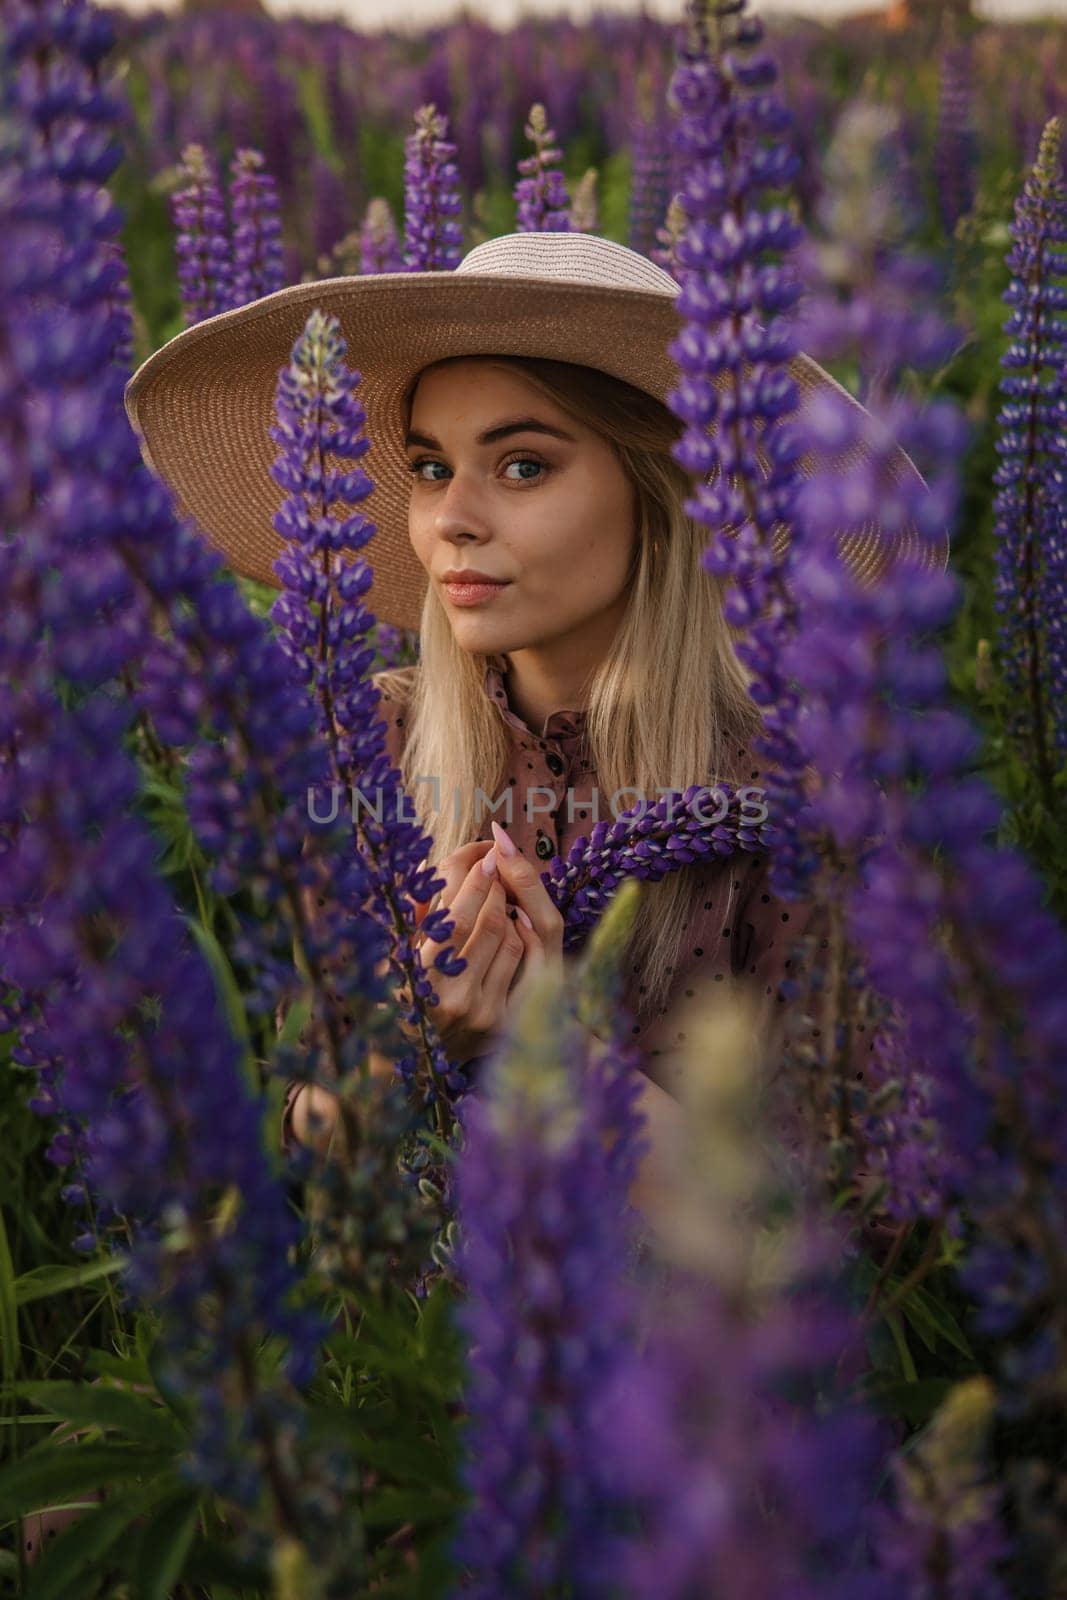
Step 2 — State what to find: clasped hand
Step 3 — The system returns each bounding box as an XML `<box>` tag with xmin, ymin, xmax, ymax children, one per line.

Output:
<box><xmin>397</xmin><ymin>819</ymin><xmax>566</xmax><ymax>1067</ymax></box>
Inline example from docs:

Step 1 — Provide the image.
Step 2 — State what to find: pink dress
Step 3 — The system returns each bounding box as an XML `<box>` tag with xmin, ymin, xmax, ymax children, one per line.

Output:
<box><xmin>280</xmin><ymin>654</ymin><xmax>874</xmax><ymax>1148</ymax></box>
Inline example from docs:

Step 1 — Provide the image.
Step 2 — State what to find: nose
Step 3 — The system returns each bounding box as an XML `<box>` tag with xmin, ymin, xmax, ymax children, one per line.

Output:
<box><xmin>430</xmin><ymin>472</ymin><xmax>493</xmax><ymax>545</ymax></box>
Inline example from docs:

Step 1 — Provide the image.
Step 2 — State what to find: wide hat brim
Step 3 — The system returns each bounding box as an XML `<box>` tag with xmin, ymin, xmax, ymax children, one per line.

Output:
<box><xmin>124</xmin><ymin>266</ymin><xmax>949</xmax><ymax>633</ymax></box>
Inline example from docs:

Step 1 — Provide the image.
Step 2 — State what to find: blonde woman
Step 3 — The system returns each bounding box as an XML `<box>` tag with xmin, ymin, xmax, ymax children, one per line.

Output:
<box><xmin>125</xmin><ymin>232</ymin><xmax>947</xmax><ymax>1230</ymax></box>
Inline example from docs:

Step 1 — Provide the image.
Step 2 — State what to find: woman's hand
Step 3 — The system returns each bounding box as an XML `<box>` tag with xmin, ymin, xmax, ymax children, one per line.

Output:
<box><xmin>403</xmin><ymin>824</ymin><xmax>565</xmax><ymax>1066</ymax></box>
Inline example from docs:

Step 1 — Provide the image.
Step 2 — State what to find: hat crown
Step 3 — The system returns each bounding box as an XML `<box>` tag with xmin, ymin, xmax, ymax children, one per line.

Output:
<box><xmin>456</xmin><ymin>231</ymin><xmax>680</xmax><ymax>298</ymax></box>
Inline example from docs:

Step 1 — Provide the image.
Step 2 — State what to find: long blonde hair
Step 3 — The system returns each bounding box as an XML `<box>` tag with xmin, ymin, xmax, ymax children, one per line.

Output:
<box><xmin>374</xmin><ymin>353</ymin><xmax>764</xmax><ymax>1019</ymax></box>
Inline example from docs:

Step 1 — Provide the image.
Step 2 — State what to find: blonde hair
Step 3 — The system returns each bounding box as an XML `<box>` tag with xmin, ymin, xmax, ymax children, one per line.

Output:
<box><xmin>374</xmin><ymin>354</ymin><xmax>764</xmax><ymax>1020</ymax></box>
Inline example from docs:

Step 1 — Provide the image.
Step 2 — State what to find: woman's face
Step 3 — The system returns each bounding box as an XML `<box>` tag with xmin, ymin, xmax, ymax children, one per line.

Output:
<box><xmin>405</xmin><ymin>360</ymin><xmax>638</xmax><ymax>668</ymax></box>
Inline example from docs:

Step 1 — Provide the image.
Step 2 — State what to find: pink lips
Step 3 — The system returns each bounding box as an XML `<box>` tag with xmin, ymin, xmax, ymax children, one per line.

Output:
<box><xmin>443</xmin><ymin>580</ymin><xmax>511</xmax><ymax>606</ymax></box>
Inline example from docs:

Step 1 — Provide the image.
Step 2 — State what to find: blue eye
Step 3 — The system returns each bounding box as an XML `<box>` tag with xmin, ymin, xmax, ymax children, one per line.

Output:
<box><xmin>406</xmin><ymin>453</ymin><xmax>550</xmax><ymax>485</ymax></box>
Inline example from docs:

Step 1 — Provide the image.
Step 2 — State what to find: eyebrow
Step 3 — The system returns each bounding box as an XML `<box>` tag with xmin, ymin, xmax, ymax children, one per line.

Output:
<box><xmin>404</xmin><ymin>416</ymin><xmax>578</xmax><ymax>450</ymax></box>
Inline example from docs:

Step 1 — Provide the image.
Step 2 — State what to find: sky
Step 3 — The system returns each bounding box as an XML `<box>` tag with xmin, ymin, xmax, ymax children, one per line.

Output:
<box><xmin>118</xmin><ymin>0</ymin><xmax>1067</xmax><ymax>23</ymax></box>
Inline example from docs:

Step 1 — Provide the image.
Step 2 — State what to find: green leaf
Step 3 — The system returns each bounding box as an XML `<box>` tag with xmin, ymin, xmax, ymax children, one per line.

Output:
<box><xmin>0</xmin><ymin>1207</ymin><xmax>19</xmax><ymax>1394</ymax></box>
<box><xmin>22</xmin><ymin>1474</ymin><xmax>178</xmax><ymax>1600</ymax></box>
<box><xmin>0</xmin><ymin>1442</ymin><xmax>167</xmax><ymax>1519</ymax></box>
<box><xmin>13</xmin><ymin>1258</ymin><xmax>124</xmax><ymax>1306</ymax></box>
<box><xmin>899</xmin><ymin>1283</ymin><xmax>975</xmax><ymax>1361</ymax></box>
<box><xmin>181</xmin><ymin>1529</ymin><xmax>272</xmax><ymax>1590</ymax></box>
<box><xmin>182</xmin><ymin>914</ymin><xmax>257</xmax><ymax>1092</ymax></box>
<box><xmin>131</xmin><ymin>1487</ymin><xmax>201</xmax><ymax>1600</ymax></box>
<box><xmin>863</xmin><ymin>1375</ymin><xmax>957</xmax><ymax>1429</ymax></box>
<box><xmin>362</xmin><ymin>1486</ymin><xmax>458</xmax><ymax>1530</ymax></box>
<box><xmin>13</xmin><ymin>1381</ymin><xmax>184</xmax><ymax>1451</ymax></box>
<box><xmin>884</xmin><ymin>1309</ymin><xmax>918</xmax><ymax>1383</ymax></box>
<box><xmin>277</xmin><ymin>994</ymin><xmax>311</xmax><ymax>1053</ymax></box>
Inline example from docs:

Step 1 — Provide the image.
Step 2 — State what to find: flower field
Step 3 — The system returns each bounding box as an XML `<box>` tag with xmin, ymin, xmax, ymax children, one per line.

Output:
<box><xmin>2</xmin><ymin>0</ymin><xmax>1067</xmax><ymax>1595</ymax></box>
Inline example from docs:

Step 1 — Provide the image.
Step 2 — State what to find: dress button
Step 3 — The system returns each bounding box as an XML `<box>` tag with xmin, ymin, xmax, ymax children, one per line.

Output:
<box><xmin>535</xmin><ymin>835</ymin><xmax>554</xmax><ymax>860</ymax></box>
<box><xmin>546</xmin><ymin>751</ymin><xmax>564</xmax><ymax>776</ymax></box>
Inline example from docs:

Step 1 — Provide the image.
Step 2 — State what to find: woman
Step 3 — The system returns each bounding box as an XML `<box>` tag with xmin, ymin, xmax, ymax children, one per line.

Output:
<box><xmin>124</xmin><ymin>230</ymin><xmax>947</xmax><ymax>1231</ymax></box>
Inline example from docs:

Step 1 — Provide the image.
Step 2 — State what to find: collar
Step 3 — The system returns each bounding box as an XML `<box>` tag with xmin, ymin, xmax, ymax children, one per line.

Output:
<box><xmin>483</xmin><ymin>653</ymin><xmax>588</xmax><ymax>743</ymax></box>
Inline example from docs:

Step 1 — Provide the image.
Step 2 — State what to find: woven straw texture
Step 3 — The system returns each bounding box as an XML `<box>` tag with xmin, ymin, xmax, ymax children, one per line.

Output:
<box><xmin>124</xmin><ymin>232</ymin><xmax>949</xmax><ymax>632</ymax></box>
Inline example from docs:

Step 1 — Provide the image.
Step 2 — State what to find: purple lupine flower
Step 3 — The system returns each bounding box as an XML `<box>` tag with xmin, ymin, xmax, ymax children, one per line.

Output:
<box><xmin>228</xmin><ymin>145</ymin><xmax>285</xmax><ymax>307</ymax></box>
<box><xmin>628</xmin><ymin>65</ymin><xmax>673</xmax><ymax>260</ymax></box>
<box><xmin>991</xmin><ymin>117</ymin><xmax>1067</xmax><ymax>801</ymax></box>
<box><xmin>514</xmin><ymin>102</ymin><xmax>572</xmax><ymax>232</ymax></box>
<box><xmin>871</xmin><ymin>1379</ymin><xmax>1012</xmax><ymax>1599</ymax></box>
<box><xmin>266</xmin><ymin>307</ymin><xmax>471</xmax><ymax>1143</ymax></box>
<box><xmin>309</xmin><ymin>152</ymin><xmax>349</xmax><ymax>272</ymax></box>
<box><xmin>798</xmin><ymin>95</ymin><xmax>958</xmax><ymax>408</ymax></box>
<box><xmin>663</xmin><ymin>0</ymin><xmax>815</xmax><ymax>900</ymax></box>
<box><xmin>934</xmin><ymin>33</ymin><xmax>978</xmax><ymax>238</ymax></box>
<box><xmin>360</xmin><ymin>195</ymin><xmax>405</xmax><ymax>275</ymax></box>
<box><xmin>591</xmin><ymin>1001</ymin><xmax>896</xmax><ymax>1600</ymax></box>
<box><xmin>781</xmin><ymin>467</ymin><xmax>1067</xmax><ymax>1584</ymax></box>
<box><xmin>170</xmin><ymin>141</ymin><xmax>234</xmax><ymax>324</ymax></box>
<box><xmin>0</xmin><ymin>0</ymin><xmax>331</xmax><ymax>1519</ymax></box>
<box><xmin>403</xmin><ymin>102</ymin><xmax>464</xmax><ymax>272</ymax></box>
<box><xmin>540</xmin><ymin>781</ymin><xmax>773</xmax><ymax>953</ymax></box>
<box><xmin>448</xmin><ymin>962</ymin><xmax>650</xmax><ymax>1592</ymax></box>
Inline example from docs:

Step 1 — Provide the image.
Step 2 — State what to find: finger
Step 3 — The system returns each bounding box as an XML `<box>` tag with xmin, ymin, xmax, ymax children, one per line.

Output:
<box><xmin>503</xmin><ymin>916</ymin><xmax>548</xmax><ymax>1012</ymax></box>
<box><xmin>430</xmin><ymin>845</ymin><xmax>515</xmax><ymax>964</ymax></box>
<box><xmin>415</xmin><ymin>842</ymin><xmax>496</xmax><ymax>951</ymax></box>
<box><xmin>477</xmin><ymin>905</ymin><xmax>528</xmax><ymax>1016</ymax></box>
<box><xmin>486</xmin><ymin>826</ymin><xmax>564</xmax><ymax>950</ymax></box>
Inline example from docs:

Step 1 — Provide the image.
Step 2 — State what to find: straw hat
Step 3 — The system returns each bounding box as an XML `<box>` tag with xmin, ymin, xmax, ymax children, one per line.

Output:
<box><xmin>124</xmin><ymin>231</ymin><xmax>948</xmax><ymax>632</ymax></box>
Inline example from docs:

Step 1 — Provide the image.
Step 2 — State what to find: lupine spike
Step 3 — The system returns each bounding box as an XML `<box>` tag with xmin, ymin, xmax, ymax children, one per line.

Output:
<box><xmin>228</xmin><ymin>145</ymin><xmax>286</xmax><ymax>307</ymax></box>
<box><xmin>663</xmin><ymin>0</ymin><xmax>816</xmax><ymax>899</ymax></box>
<box><xmin>403</xmin><ymin>102</ymin><xmax>464</xmax><ymax>271</ymax></box>
<box><xmin>170</xmin><ymin>141</ymin><xmax>234</xmax><ymax>324</ymax></box>
<box><xmin>0</xmin><ymin>0</ymin><xmax>359</xmax><ymax>1544</ymax></box>
<box><xmin>991</xmin><ymin>116</ymin><xmax>1067</xmax><ymax>802</ymax></box>
<box><xmin>448</xmin><ymin>953</ymin><xmax>648</xmax><ymax>1591</ymax></box>
<box><xmin>568</xmin><ymin>165</ymin><xmax>599</xmax><ymax>233</ymax></box>
<box><xmin>360</xmin><ymin>195</ymin><xmax>404</xmax><ymax>274</ymax></box>
<box><xmin>628</xmin><ymin>65</ymin><xmax>673</xmax><ymax>260</ymax></box>
<box><xmin>514</xmin><ymin>102</ymin><xmax>572</xmax><ymax>232</ymax></box>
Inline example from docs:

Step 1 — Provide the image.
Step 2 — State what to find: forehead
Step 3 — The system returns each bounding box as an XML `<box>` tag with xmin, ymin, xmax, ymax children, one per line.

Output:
<box><xmin>409</xmin><ymin>358</ymin><xmax>560</xmax><ymax>416</ymax></box>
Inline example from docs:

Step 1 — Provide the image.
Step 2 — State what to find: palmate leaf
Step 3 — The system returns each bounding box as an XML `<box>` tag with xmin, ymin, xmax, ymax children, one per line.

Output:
<box><xmin>13</xmin><ymin>1380</ymin><xmax>186</xmax><ymax>1451</ymax></box>
<box><xmin>0</xmin><ymin>1442</ymin><xmax>170</xmax><ymax>1520</ymax></box>
<box><xmin>21</xmin><ymin>1472</ymin><xmax>188</xmax><ymax>1600</ymax></box>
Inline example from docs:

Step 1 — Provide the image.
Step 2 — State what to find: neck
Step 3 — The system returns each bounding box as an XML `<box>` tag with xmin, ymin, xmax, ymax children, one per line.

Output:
<box><xmin>496</xmin><ymin>645</ymin><xmax>596</xmax><ymax>733</ymax></box>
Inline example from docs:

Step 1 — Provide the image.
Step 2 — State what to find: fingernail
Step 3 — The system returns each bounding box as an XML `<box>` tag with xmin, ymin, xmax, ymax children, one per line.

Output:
<box><xmin>491</xmin><ymin>820</ymin><xmax>517</xmax><ymax>857</ymax></box>
<box><xmin>516</xmin><ymin>907</ymin><xmax>533</xmax><ymax>929</ymax></box>
<box><xmin>481</xmin><ymin>846</ymin><xmax>498</xmax><ymax>877</ymax></box>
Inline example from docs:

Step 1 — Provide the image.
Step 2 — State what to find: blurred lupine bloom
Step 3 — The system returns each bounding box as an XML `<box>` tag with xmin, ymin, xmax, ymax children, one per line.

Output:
<box><xmin>568</xmin><ymin>166</ymin><xmax>599</xmax><ymax>232</ymax></box>
<box><xmin>991</xmin><ymin>117</ymin><xmax>1067</xmax><ymax>796</ymax></box>
<box><xmin>403</xmin><ymin>102</ymin><xmax>463</xmax><ymax>271</ymax></box>
<box><xmin>934</xmin><ymin>32</ymin><xmax>978</xmax><ymax>238</ymax></box>
<box><xmin>228</xmin><ymin>145</ymin><xmax>286</xmax><ymax>307</ymax></box>
<box><xmin>592</xmin><ymin>996</ymin><xmax>896</xmax><ymax>1600</ymax></box>
<box><xmin>0</xmin><ymin>0</ymin><xmax>330</xmax><ymax>1513</ymax></box>
<box><xmin>449</xmin><ymin>927</ymin><xmax>651</xmax><ymax>1593</ymax></box>
<box><xmin>628</xmin><ymin>64</ymin><xmax>674</xmax><ymax>261</ymax></box>
<box><xmin>662</xmin><ymin>0</ymin><xmax>818</xmax><ymax>901</ymax></box>
<box><xmin>171</xmin><ymin>141</ymin><xmax>234</xmax><ymax>324</ymax></box>
<box><xmin>870</xmin><ymin>1378</ymin><xmax>1011</xmax><ymax>1600</ymax></box>
<box><xmin>360</xmin><ymin>195</ymin><xmax>404</xmax><ymax>274</ymax></box>
<box><xmin>783</xmin><ymin>391</ymin><xmax>1067</xmax><ymax>1587</ymax></box>
<box><xmin>798</xmin><ymin>96</ymin><xmax>959</xmax><ymax>408</ymax></box>
<box><xmin>309</xmin><ymin>150</ymin><xmax>349</xmax><ymax>269</ymax></box>
<box><xmin>514</xmin><ymin>102</ymin><xmax>572</xmax><ymax>232</ymax></box>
